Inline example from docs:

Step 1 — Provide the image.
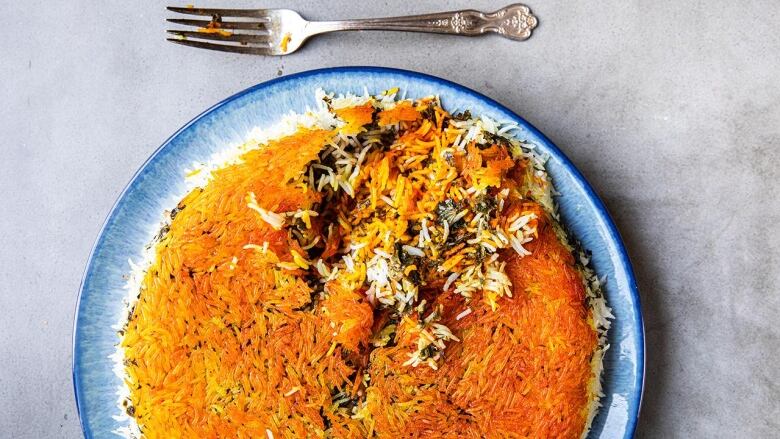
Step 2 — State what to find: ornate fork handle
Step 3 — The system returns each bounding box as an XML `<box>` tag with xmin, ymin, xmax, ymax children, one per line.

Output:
<box><xmin>308</xmin><ymin>4</ymin><xmax>538</xmax><ymax>41</ymax></box>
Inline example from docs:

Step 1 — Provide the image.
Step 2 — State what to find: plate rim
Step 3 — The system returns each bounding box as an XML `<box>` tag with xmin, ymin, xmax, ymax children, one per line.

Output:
<box><xmin>72</xmin><ymin>66</ymin><xmax>645</xmax><ymax>438</ymax></box>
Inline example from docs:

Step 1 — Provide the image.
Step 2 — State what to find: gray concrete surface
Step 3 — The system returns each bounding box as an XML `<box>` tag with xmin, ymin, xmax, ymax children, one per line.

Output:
<box><xmin>1</xmin><ymin>1</ymin><xmax>778</xmax><ymax>437</ymax></box>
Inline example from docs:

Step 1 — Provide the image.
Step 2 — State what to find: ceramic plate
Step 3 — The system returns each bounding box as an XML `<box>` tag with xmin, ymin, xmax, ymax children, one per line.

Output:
<box><xmin>73</xmin><ymin>67</ymin><xmax>644</xmax><ymax>438</ymax></box>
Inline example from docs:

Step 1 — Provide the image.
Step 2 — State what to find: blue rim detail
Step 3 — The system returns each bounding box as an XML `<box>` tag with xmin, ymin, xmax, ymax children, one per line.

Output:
<box><xmin>73</xmin><ymin>66</ymin><xmax>644</xmax><ymax>438</ymax></box>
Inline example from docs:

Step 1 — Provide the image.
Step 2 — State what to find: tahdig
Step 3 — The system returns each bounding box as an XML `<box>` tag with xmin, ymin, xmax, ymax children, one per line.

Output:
<box><xmin>114</xmin><ymin>88</ymin><xmax>612</xmax><ymax>439</ymax></box>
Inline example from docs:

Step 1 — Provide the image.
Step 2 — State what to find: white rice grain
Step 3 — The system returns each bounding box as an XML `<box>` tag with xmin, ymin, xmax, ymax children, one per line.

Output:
<box><xmin>455</xmin><ymin>308</ymin><xmax>473</xmax><ymax>321</ymax></box>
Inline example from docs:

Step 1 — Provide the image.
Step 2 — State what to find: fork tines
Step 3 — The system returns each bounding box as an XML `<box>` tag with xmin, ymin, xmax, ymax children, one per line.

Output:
<box><xmin>166</xmin><ymin>6</ymin><xmax>275</xmax><ymax>55</ymax></box>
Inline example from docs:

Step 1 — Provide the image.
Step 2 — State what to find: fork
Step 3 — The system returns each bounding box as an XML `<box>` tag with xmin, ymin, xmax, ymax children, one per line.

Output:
<box><xmin>166</xmin><ymin>4</ymin><xmax>538</xmax><ymax>55</ymax></box>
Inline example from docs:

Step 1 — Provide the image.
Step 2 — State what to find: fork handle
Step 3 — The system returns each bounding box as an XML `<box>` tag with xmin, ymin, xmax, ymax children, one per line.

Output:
<box><xmin>307</xmin><ymin>4</ymin><xmax>538</xmax><ymax>41</ymax></box>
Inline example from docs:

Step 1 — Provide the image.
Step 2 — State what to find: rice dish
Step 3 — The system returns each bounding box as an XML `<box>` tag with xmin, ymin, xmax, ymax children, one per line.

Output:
<box><xmin>113</xmin><ymin>89</ymin><xmax>611</xmax><ymax>438</ymax></box>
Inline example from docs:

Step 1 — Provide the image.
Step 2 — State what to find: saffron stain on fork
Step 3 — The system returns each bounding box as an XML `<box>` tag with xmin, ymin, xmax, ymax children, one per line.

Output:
<box><xmin>197</xmin><ymin>13</ymin><xmax>233</xmax><ymax>37</ymax></box>
<box><xmin>280</xmin><ymin>33</ymin><xmax>291</xmax><ymax>52</ymax></box>
<box><xmin>197</xmin><ymin>27</ymin><xmax>233</xmax><ymax>37</ymax></box>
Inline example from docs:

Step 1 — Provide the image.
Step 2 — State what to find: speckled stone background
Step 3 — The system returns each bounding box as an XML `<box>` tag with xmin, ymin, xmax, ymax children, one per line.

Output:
<box><xmin>1</xmin><ymin>1</ymin><xmax>778</xmax><ymax>437</ymax></box>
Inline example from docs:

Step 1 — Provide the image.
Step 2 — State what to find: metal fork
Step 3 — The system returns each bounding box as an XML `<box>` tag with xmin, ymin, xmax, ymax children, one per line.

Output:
<box><xmin>166</xmin><ymin>4</ymin><xmax>538</xmax><ymax>56</ymax></box>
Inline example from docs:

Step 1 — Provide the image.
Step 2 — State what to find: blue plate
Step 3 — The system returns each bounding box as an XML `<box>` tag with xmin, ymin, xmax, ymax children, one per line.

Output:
<box><xmin>73</xmin><ymin>67</ymin><xmax>644</xmax><ymax>438</ymax></box>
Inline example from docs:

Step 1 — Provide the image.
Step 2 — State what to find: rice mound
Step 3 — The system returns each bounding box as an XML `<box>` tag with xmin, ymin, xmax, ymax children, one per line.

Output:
<box><xmin>113</xmin><ymin>89</ymin><xmax>611</xmax><ymax>439</ymax></box>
